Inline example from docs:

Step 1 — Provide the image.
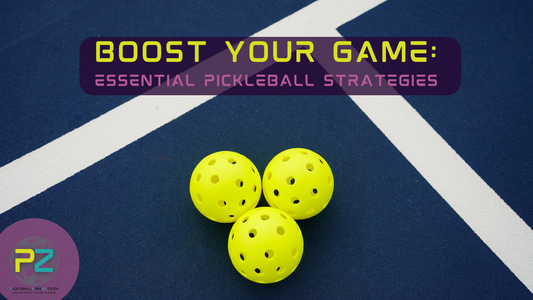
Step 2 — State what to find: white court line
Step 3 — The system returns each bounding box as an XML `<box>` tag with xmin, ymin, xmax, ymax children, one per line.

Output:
<box><xmin>316</xmin><ymin>29</ymin><xmax>533</xmax><ymax>293</ymax></box>
<box><xmin>1</xmin><ymin>0</ymin><xmax>532</xmax><ymax>294</ymax></box>
<box><xmin>351</xmin><ymin>94</ymin><xmax>533</xmax><ymax>294</ymax></box>
<box><xmin>0</xmin><ymin>96</ymin><xmax>212</xmax><ymax>208</ymax></box>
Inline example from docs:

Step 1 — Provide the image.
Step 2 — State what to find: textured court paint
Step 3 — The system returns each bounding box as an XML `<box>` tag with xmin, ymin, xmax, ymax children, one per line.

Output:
<box><xmin>252</xmin><ymin>0</ymin><xmax>386</xmax><ymax>37</ymax></box>
<box><xmin>0</xmin><ymin>0</ymin><xmax>532</xmax><ymax>294</ymax></box>
<box><xmin>351</xmin><ymin>95</ymin><xmax>533</xmax><ymax>294</ymax></box>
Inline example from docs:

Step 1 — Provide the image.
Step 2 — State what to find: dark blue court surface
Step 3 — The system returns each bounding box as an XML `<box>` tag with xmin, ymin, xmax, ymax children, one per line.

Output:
<box><xmin>1</xmin><ymin>0</ymin><xmax>532</xmax><ymax>299</ymax></box>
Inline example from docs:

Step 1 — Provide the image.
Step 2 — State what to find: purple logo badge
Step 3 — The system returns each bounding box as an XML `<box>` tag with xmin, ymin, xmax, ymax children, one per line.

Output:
<box><xmin>0</xmin><ymin>219</ymin><xmax>79</xmax><ymax>300</ymax></box>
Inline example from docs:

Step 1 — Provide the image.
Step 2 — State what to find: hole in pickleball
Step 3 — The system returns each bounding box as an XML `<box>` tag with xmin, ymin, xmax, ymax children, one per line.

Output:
<box><xmin>228</xmin><ymin>214</ymin><xmax>234</xmax><ymax>219</ymax></box>
<box><xmin>306</xmin><ymin>207</ymin><xmax>315</xmax><ymax>214</ymax></box>
<box><xmin>261</xmin><ymin>214</ymin><xmax>270</xmax><ymax>221</ymax></box>
<box><xmin>231</xmin><ymin>233</ymin><xmax>234</xmax><ymax>240</ymax></box>
<box><xmin>300</xmin><ymin>150</ymin><xmax>308</xmax><ymax>155</ymax></box>
<box><xmin>274</xmin><ymin>189</ymin><xmax>279</xmax><ymax>196</ymax></box>
<box><xmin>280</xmin><ymin>213</ymin><xmax>288</xmax><ymax>219</ymax></box>
<box><xmin>242</xmin><ymin>216</ymin><xmax>249</xmax><ymax>223</ymax></box>
<box><xmin>240</xmin><ymin>199</ymin><xmax>246</xmax><ymax>206</ymax></box>
<box><xmin>292</xmin><ymin>248</ymin><xmax>298</xmax><ymax>257</ymax></box>
<box><xmin>195</xmin><ymin>173</ymin><xmax>201</xmax><ymax>182</ymax></box>
<box><xmin>240</xmin><ymin>253</ymin><xmax>245</xmax><ymax>261</ymax></box>
<box><xmin>282</xmin><ymin>155</ymin><xmax>290</xmax><ymax>162</ymax></box>
<box><xmin>277</xmin><ymin>266</ymin><xmax>285</xmax><ymax>273</ymax></box>
<box><xmin>307</xmin><ymin>163</ymin><xmax>314</xmax><ymax>171</ymax></box>
<box><xmin>328</xmin><ymin>176</ymin><xmax>332</xmax><ymax>185</ymax></box>
<box><xmin>293</xmin><ymin>198</ymin><xmax>300</xmax><ymax>204</ymax></box>
<box><xmin>208</xmin><ymin>159</ymin><xmax>216</xmax><ymax>166</ymax></box>
<box><xmin>255</xmin><ymin>268</ymin><xmax>261</xmax><ymax>274</ymax></box>
<box><xmin>252</xmin><ymin>167</ymin><xmax>256</xmax><ymax>173</ymax></box>
<box><xmin>218</xmin><ymin>200</ymin><xmax>226</xmax><ymax>207</ymax></box>
<box><xmin>253</xmin><ymin>185</ymin><xmax>257</xmax><ymax>192</ymax></box>
<box><xmin>236</xmin><ymin>179</ymin><xmax>244</xmax><ymax>188</ymax></box>
<box><xmin>277</xmin><ymin>226</ymin><xmax>285</xmax><ymax>235</ymax></box>
<box><xmin>267</xmin><ymin>172</ymin><xmax>272</xmax><ymax>180</ymax></box>
<box><xmin>228</xmin><ymin>158</ymin><xmax>236</xmax><ymax>164</ymax></box>
<box><xmin>196</xmin><ymin>194</ymin><xmax>202</xmax><ymax>203</ymax></box>
<box><xmin>312</xmin><ymin>188</ymin><xmax>318</xmax><ymax>196</ymax></box>
<box><xmin>319</xmin><ymin>159</ymin><xmax>324</xmax><ymax>164</ymax></box>
<box><xmin>286</xmin><ymin>176</ymin><xmax>295</xmax><ymax>185</ymax></box>
<box><xmin>265</xmin><ymin>250</ymin><xmax>274</xmax><ymax>259</ymax></box>
<box><xmin>249</xmin><ymin>229</ymin><xmax>257</xmax><ymax>238</ymax></box>
<box><xmin>211</xmin><ymin>175</ymin><xmax>219</xmax><ymax>184</ymax></box>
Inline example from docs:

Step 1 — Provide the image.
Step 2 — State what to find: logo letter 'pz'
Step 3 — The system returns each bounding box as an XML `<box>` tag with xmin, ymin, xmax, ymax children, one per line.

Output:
<box><xmin>15</xmin><ymin>249</ymin><xmax>54</xmax><ymax>272</ymax></box>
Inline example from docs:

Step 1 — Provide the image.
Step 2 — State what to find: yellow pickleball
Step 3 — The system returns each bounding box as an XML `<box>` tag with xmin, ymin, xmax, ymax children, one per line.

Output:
<box><xmin>190</xmin><ymin>151</ymin><xmax>261</xmax><ymax>223</ymax></box>
<box><xmin>263</xmin><ymin>148</ymin><xmax>334</xmax><ymax>220</ymax></box>
<box><xmin>228</xmin><ymin>207</ymin><xmax>304</xmax><ymax>284</ymax></box>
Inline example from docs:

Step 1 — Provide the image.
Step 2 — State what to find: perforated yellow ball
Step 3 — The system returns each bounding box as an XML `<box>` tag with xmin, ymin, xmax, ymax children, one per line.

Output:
<box><xmin>228</xmin><ymin>207</ymin><xmax>304</xmax><ymax>284</ymax></box>
<box><xmin>190</xmin><ymin>151</ymin><xmax>262</xmax><ymax>223</ymax></box>
<box><xmin>263</xmin><ymin>148</ymin><xmax>334</xmax><ymax>220</ymax></box>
